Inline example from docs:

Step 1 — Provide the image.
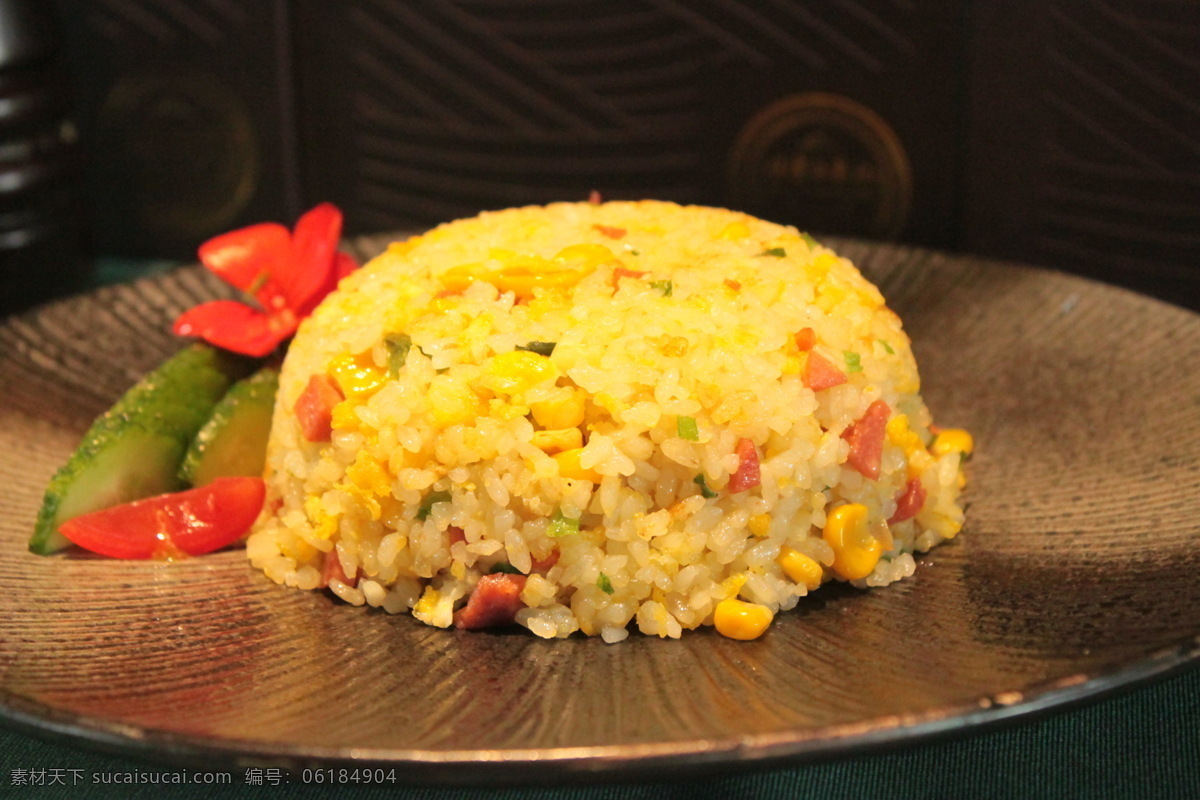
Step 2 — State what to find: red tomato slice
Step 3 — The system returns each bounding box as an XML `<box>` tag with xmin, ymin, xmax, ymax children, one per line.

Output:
<box><xmin>333</xmin><ymin>251</ymin><xmax>358</xmax><ymax>281</ymax></box>
<box><xmin>287</xmin><ymin>203</ymin><xmax>344</xmax><ymax>316</ymax></box>
<box><xmin>198</xmin><ymin>222</ymin><xmax>295</xmax><ymax>311</ymax></box>
<box><xmin>59</xmin><ymin>477</ymin><xmax>265</xmax><ymax>559</ymax></box>
<box><xmin>173</xmin><ymin>300</ymin><xmax>297</xmax><ymax>358</ymax></box>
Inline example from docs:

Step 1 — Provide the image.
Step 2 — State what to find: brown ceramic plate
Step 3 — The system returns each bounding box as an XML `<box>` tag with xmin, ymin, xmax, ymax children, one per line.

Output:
<box><xmin>1</xmin><ymin>239</ymin><xmax>1198</xmax><ymax>785</ymax></box>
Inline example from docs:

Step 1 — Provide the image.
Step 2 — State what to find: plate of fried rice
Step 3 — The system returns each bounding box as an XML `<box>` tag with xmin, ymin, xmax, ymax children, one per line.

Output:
<box><xmin>1</xmin><ymin>201</ymin><xmax>1197</xmax><ymax>783</ymax></box>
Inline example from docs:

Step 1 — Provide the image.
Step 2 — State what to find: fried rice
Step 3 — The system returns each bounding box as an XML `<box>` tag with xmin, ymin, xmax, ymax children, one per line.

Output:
<box><xmin>246</xmin><ymin>200</ymin><xmax>969</xmax><ymax>641</ymax></box>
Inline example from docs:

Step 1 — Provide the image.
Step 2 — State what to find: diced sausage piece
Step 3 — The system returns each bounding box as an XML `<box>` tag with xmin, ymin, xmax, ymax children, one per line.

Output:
<box><xmin>321</xmin><ymin>550</ymin><xmax>357</xmax><ymax>589</ymax></box>
<box><xmin>454</xmin><ymin>573</ymin><xmax>528</xmax><ymax>630</ymax></box>
<box><xmin>593</xmin><ymin>224</ymin><xmax>627</xmax><ymax>239</ymax></box>
<box><xmin>804</xmin><ymin>351</ymin><xmax>847</xmax><ymax>391</ymax></box>
<box><xmin>843</xmin><ymin>400</ymin><xmax>890</xmax><ymax>480</ymax></box>
<box><xmin>888</xmin><ymin>478</ymin><xmax>927</xmax><ymax>524</ymax></box>
<box><xmin>611</xmin><ymin>266</ymin><xmax>648</xmax><ymax>289</ymax></box>
<box><xmin>794</xmin><ymin>327</ymin><xmax>816</xmax><ymax>351</ymax></box>
<box><xmin>295</xmin><ymin>374</ymin><xmax>344</xmax><ymax>442</ymax></box>
<box><xmin>729</xmin><ymin>437</ymin><xmax>761</xmax><ymax>493</ymax></box>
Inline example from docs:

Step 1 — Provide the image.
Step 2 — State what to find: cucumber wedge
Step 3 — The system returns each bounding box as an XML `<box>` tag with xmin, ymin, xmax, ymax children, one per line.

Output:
<box><xmin>30</xmin><ymin>343</ymin><xmax>254</xmax><ymax>554</ymax></box>
<box><xmin>180</xmin><ymin>366</ymin><xmax>279</xmax><ymax>487</ymax></box>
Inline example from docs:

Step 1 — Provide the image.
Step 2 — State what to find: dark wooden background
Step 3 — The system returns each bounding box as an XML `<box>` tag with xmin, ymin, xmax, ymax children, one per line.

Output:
<box><xmin>39</xmin><ymin>1</ymin><xmax>1200</xmax><ymax>310</ymax></box>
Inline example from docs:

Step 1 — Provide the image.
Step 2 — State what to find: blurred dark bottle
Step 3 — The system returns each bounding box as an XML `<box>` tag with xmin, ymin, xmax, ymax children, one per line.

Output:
<box><xmin>0</xmin><ymin>0</ymin><xmax>86</xmax><ymax>316</ymax></box>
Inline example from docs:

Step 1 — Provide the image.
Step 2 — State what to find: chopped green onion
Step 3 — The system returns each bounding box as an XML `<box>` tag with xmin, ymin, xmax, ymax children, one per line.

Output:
<box><xmin>516</xmin><ymin>341</ymin><xmax>557</xmax><ymax>356</ymax></box>
<box><xmin>649</xmin><ymin>279</ymin><xmax>673</xmax><ymax>296</ymax></box>
<box><xmin>597</xmin><ymin>573</ymin><xmax>614</xmax><ymax>594</ymax></box>
<box><xmin>800</xmin><ymin>233</ymin><xmax>818</xmax><ymax>248</ymax></box>
<box><xmin>676</xmin><ymin>415</ymin><xmax>699</xmax><ymax>441</ymax></box>
<box><xmin>385</xmin><ymin>333</ymin><xmax>412</xmax><ymax>377</ymax></box>
<box><xmin>843</xmin><ymin>351</ymin><xmax>863</xmax><ymax>373</ymax></box>
<box><xmin>759</xmin><ymin>247</ymin><xmax>787</xmax><ymax>257</ymax></box>
<box><xmin>693</xmin><ymin>474</ymin><xmax>717</xmax><ymax>499</ymax></box>
<box><xmin>416</xmin><ymin>490</ymin><xmax>452</xmax><ymax>521</ymax></box>
<box><xmin>547</xmin><ymin>508</ymin><xmax>580</xmax><ymax>538</ymax></box>
<box><xmin>489</xmin><ymin>562</ymin><xmax>523</xmax><ymax>575</ymax></box>
<box><xmin>878</xmin><ymin>339</ymin><xmax>894</xmax><ymax>355</ymax></box>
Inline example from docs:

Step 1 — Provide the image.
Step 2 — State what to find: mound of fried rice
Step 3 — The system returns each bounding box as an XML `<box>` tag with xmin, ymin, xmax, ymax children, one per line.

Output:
<box><xmin>247</xmin><ymin>201</ymin><xmax>968</xmax><ymax>641</ymax></box>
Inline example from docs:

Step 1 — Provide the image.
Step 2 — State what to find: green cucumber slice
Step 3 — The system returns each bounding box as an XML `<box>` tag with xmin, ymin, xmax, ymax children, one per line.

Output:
<box><xmin>180</xmin><ymin>366</ymin><xmax>278</xmax><ymax>487</ymax></box>
<box><xmin>30</xmin><ymin>343</ymin><xmax>254</xmax><ymax>554</ymax></box>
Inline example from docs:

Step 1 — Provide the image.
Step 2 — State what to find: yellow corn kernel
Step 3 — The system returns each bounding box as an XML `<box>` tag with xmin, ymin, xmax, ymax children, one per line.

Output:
<box><xmin>529</xmin><ymin>386</ymin><xmax>586</xmax><ymax>429</ymax></box>
<box><xmin>554</xmin><ymin>242</ymin><xmax>616</xmax><ymax>268</ymax></box>
<box><xmin>782</xmin><ymin>353</ymin><xmax>804</xmax><ymax>375</ymax></box>
<box><xmin>329</xmin><ymin>351</ymin><xmax>385</xmax><ymax>398</ymax></box>
<box><xmin>718</xmin><ymin>221</ymin><xmax>750</xmax><ymax>240</ymax></box>
<box><xmin>886</xmin><ymin>414</ymin><xmax>923</xmax><ymax>451</ymax></box>
<box><xmin>552</xmin><ymin>447</ymin><xmax>601</xmax><ymax>482</ymax></box>
<box><xmin>494</xmin><ymin>262</ymin><xmax>587</xmax><ymax>296</ymax></box>
<box><xmin>482</xmin><ymin>350</ymin><xmax>559</xmax><ymax>397</ymax></box>
<box><xmin>330</xmin><ymin>400</ymin><xmax>360</xmax><ymax>432</ymax></box>
<box><xmin>440</xmin><ymin>248</ymin><xmax>600</xmax><ymax>299</ymax></box>
<box><xmin>888</xmin><ymin>414</ymin><xmax>933</xmax><ymax>479</ymax></box>
<box><xmin>491</xmin><ymin>247</ymin><xmax>598</xmax><ymax>296</ymax></box>
<box><xmin>778</xmin><ymin>547</ymin><xmax>823</xmax><ymax>590</ymax></box>
<box><xmin>748</xmin><ymin>513</ymin><xmax>772</xmax><ymax>538</ymax></box>
<box><xmin>932</xmin><ymin>428</ymin><xmax>974</xmax><ymax>457</ymax></box>
<box><xmin>823</xmin><ymin>503</ymin><xmax>882</xmax><ymax>581</ymax></box>
<box><xmin>531</xmin><ymin>427</ymin><xmax>583</xmax><ymax>454</ymax></box>
<box><xmin>426</xmin><ymin>375</ymin><xmax>485</xmax><ymax>427</ymax></box>
<box><xmin>713</xmin><ymin>598</ymin><xmax>774</xmax><ymax>640</ymax></box>
<box><xmin>440</xmin><ymin>261</ymin><xmax>490</xmax><ymax>292</ymax></box>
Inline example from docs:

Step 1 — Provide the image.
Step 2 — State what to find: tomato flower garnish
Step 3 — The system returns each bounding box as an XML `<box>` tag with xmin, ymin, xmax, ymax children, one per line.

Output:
<box><xmin>173</xmin><ymin>203</ymin><xmax>357</xmax><ymax>357</ymax></box>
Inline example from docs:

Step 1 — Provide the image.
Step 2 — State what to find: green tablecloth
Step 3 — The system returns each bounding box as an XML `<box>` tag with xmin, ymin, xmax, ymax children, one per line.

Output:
<box><xmin>2</xmin><ymin>666</ymin><xmax>1197</xmax><ymax>799</ymax></box>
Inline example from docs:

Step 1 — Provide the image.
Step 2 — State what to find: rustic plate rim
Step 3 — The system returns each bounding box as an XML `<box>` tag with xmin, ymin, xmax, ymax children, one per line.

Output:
<box><xmin>2</xmin><ymin>240</ymin><xmax>1199</xmax><ymax>785</ymax></box>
